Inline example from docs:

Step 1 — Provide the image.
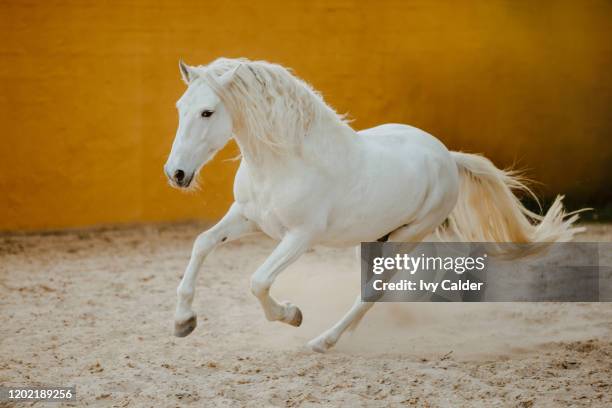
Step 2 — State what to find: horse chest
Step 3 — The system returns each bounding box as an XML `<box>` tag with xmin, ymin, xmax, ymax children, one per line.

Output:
<box><xmin>241</xmin><ymin>197</ymin><xmax>286</xmax><ymax>240</ymax></box>
<box><xmin>234</xmin><ymin>162</ymin><xmax>324</xmax><ymax>240</ymax></box>
<box><xmin>235</xmin><ymin>178</ymin><xmax>286</xmax><ymax>239</ymax></box>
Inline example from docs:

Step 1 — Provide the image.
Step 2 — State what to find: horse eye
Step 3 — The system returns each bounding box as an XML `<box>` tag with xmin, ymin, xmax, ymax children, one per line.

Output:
<box><xmin>201</xmin><ymin>110</ymin><xmax>214</xmax><ymax>118</ymax></box>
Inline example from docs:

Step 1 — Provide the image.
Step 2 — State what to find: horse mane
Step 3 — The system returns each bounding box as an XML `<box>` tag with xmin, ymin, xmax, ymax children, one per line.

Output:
<box><xmin>195</xmin><ymin>58</ymin><xmax>351</xmax><ymax>160</ymax></box>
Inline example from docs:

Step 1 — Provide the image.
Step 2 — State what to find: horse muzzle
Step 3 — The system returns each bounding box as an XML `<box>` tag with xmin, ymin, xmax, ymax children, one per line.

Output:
<box><xmin>164</xmin><ymin>166</ymin><xmax>194</xmax><ymax>188</ymax></box>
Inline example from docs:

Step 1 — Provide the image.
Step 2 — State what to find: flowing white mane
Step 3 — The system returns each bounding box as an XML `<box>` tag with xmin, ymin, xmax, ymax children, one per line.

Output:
<box><xmin>195</xmin><ymin>58</ymin><xmax>351</xmax><ymax>158</ymax></box>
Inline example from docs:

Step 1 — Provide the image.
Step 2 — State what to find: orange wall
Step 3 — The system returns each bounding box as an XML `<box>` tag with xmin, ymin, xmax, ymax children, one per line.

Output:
<box><xmin>1</xmin><ymin>1</ymin><xmax>611</xmax><ymax>231</ymax></box>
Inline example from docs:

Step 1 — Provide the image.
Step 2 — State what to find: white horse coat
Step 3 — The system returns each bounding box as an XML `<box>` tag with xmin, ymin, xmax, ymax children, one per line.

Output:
<box><xmin>165</xmin><ymin>58</ymin><xmax>582</xmax><ymax>352</ymax></box>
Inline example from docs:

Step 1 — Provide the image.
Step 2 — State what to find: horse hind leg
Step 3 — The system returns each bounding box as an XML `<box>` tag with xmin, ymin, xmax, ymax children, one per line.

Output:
<box><xmin>307</xmin><ymin>222</ymin><xmax>435</xmax><ymax>353</ymax></box>
<box><xmin>307</xmin><ymin>296</ymin><xmax>373</xmax><ymax>353</ymax></box>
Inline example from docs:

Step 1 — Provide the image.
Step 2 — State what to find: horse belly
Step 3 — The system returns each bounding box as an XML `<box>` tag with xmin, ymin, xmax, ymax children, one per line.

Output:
<box><xmin>320</xmin><ymin>192</ymin><xmax>419</xmax><ymax>246</ymax></box>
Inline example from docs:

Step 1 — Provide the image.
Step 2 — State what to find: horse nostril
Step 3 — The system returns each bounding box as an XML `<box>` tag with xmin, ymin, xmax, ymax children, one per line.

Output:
<box><xmin>174</xmin><ymin>169</ymin><xmax>185</xmax><ymax>182</ymax></box>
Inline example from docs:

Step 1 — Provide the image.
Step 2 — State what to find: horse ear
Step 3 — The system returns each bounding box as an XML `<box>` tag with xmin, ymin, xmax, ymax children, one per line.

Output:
<box><xmin>217</xmin><ymin>63</ymin><xmax>242</xmax><ymax>87</ymax></box>
<box><xmin>179</xmin><ymin>59</ymin><xmax>195</xmax><ymax>84</ymax></box>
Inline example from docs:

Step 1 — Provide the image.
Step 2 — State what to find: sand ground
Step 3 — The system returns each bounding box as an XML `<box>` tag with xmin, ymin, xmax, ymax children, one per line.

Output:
<box><xmin>1</xmin><ymin>223</ymin><xmax>611</xmax><ymax>407</ymax></box>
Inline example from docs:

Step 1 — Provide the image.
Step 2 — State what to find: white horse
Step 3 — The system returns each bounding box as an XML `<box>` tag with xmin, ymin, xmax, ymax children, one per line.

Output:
<box><xmin>165</xmin><ymin>57</ymin><xmax>582</xmax><ymax>352</ymax></box>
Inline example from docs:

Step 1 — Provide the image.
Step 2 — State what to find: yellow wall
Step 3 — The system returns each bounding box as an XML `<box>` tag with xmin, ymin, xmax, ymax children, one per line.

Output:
<box><xmin>1</xmin><ymin>1</ymin><xmax>611</xmax><ymax>231</ymax></box>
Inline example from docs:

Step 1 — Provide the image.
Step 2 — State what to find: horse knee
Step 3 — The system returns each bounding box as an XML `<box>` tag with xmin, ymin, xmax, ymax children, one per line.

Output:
<box><xmin>191</xmin><ymin>232</ymin><xmax>218</xmax><ymax>258</ymax></box>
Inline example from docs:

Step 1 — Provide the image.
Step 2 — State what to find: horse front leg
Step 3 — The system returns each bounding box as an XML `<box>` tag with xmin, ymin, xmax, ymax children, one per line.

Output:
<box><xmin>250</xmin><ymin>230</ymin><xmax>313</xmax><ymax>326</ymax></box>
<box><xmin>174</xmin><ymin>203</ymin><xmax>257</xmax><ymax>337</ymax></box>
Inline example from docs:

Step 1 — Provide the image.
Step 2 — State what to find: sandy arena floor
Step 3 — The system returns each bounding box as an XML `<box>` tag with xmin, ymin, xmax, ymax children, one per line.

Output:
<box><xmin>1</xmin><ymin>223</ymin><xmax>611</xmax><ymax>407</ymax></box>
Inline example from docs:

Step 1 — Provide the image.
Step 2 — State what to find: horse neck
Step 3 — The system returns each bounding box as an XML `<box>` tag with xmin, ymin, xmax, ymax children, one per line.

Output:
<box><xmin>232</xmin><ymin>113</ymin><xmax>359</xmax><ymax>175</ymax></box>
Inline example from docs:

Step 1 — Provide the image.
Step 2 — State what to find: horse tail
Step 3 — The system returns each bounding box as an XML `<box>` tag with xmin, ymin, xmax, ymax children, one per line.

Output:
<box><xmin>438</xmin><ymin>152</ymin><xmax>585</xmax><ymax>254</ymax></box>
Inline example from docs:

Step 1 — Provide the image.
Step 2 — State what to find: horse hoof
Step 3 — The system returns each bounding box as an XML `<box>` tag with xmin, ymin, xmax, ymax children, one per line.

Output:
<box><xmin>281</xmin><ymin>303</ymin><xmax>302</xmax><ymax>327</ymax></box>
<box><xmin>288</xmin><ymin>307</ymin><xmax>303</xmax><ymax>327</ymax></box>
<box><xmin>174</xmin><ymin>315</ymin><xmax>197</xmax><ymax>337</ymax></box>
